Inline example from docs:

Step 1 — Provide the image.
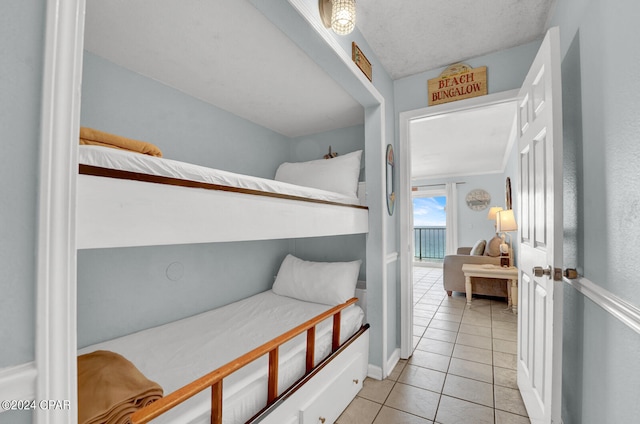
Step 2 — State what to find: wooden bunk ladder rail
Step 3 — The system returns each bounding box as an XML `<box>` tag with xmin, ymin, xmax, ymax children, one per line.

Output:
<box><xmin>130</xmin><ymin>297</ymin><xmax>358</xmax><ymax>424</ymax></box>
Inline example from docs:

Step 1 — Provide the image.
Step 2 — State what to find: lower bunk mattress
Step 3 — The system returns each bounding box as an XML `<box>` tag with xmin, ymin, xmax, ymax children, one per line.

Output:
<box><xmin>78</xmin><ymin>290</ymin><xmax>365</xmax><ymax>423</ymax></box>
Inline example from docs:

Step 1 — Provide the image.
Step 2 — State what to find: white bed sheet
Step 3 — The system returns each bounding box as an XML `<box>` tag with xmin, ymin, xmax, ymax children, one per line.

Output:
<box><xmin>79</xmin><ymin>146</ymin><xmax>361</xmax><ymax>206</ymax></box>
<box><xmin>79</xmin><ymin>290</ymin><xmax>365</xmax><ymax>424</ymax></box>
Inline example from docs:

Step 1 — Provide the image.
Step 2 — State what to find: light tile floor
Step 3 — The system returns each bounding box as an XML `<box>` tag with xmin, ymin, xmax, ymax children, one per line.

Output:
<box><xmin>337</xmin><ymin>266</ymin><xmax>531</xmax><ymax>424</ymax></box>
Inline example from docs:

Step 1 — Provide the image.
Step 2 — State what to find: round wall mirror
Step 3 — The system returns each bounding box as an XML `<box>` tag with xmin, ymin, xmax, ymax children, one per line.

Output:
<box><xmin>386</xmin><ymin>144</ymin><xmax>395</xmax><ymax>215</ymax></box>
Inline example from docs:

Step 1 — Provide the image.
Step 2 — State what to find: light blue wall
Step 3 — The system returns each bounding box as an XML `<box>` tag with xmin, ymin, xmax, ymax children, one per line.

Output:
<box><xmin>394</xmin><ymin>41</ymin><xmax>542</xmax><ymax>115</ymax></box>
<box><xmin>0</xmin><ymin>1</ymin><xmax>45</xmax><ymax>422</ymax></box>
<box><xmin>551</xmin><ymin>0</ymin><xmax>640</xmax><ymax>422</ymax></box>
<box><xmin>81</xmin><ymin>52</ymin><xmax>292</xmax><ymax>178</ymax></box>
<box><xmin>413</xmin><ymin>172</ymin><xmax>513</xmax><ymax>250</ymax></box>
<box><xmin>0</xmin><ymin>0</ymin><xmax>44</xmax><ymax>371</ymax></box>
<box><xmin>78</xmin><ymin>52</ymin><xmax>298</xmax><ymax>346</ymax></box>
<box><xmin>77</xmin><ymin>240</ymin><xmax>290</xmax><ymax>348</ymax></box>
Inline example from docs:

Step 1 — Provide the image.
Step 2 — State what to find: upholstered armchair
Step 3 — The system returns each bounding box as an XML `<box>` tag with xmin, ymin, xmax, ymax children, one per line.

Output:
<box><xmin>443</xmin><ymin>237</ymin><xmax>509</xmax><ymax>298</ymax></box>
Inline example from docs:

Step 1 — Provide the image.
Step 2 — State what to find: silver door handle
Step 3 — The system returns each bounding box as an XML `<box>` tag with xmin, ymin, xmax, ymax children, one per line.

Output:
<box><xmin>533</xmin><ymin>266</ymin><xmax>562</xmax><ymax>280</ymax></box>
<box><xmin>533</xmin><ymin>266</ymin><xmax>551</xmax><ymax>277</ymax></box>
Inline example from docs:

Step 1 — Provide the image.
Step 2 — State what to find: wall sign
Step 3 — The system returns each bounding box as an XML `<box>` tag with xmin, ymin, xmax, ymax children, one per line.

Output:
<box><xmin>428</xmin><ymin>63</ymin><xmax>487</xmax><ymax>106</ymax></box>
<box><xmin>352</xmin><ymin>42</ymin><xmax>372</xmax><ymax>82</ymax></box>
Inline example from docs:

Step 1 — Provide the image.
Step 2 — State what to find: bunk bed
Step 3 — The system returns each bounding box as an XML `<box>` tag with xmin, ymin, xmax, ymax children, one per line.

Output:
<box><xmin>76</xmin><ymin>129</ymin><xmax>368</xmax><ymax>249</ymax></box>
<box><xmin>75</xmin><ymin>129</ymin><xmax>370</xmax><ymax>423</ymax></box>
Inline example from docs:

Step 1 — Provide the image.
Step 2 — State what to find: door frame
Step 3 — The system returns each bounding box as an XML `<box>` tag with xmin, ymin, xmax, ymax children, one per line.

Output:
<box><xmin>399</xmin><ymin>89</ymin><xmax>519</xmax><ymax>359</ymax></box>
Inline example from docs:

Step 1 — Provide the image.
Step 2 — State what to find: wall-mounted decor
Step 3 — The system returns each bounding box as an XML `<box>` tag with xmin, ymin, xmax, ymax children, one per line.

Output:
<box><xmin>427</xmin><ymin>62</ymin><xmax>487</xmax><ymax>106</ymax></box>
<box><xmin>465</xmin><ymin>188</ymin><xmax>491</xmax><ymax>211</ymax></box>
<box><xmin>352</xmin><ymin>42</ymin><xmax>372</xmax><ymax>82</ymax></box>
<box><xmin>386</xmin><ymin>144</ymin><xmax>395</xmax><ymax>215</ymax></box>
<box><xmin>505</xmin><ymin>177</ymin><xmax>512</xmax><ymax>210</ymax></box>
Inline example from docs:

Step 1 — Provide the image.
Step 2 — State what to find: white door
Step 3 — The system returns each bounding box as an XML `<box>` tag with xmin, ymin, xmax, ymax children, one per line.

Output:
<box><xmin>517</xmin><ymin>27</ymin><xmax>564</xmax><ymax>424</ymax></box>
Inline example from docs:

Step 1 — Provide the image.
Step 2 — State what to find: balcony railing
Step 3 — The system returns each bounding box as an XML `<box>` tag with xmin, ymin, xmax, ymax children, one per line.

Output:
<box><xmin>414</xmin><ymin>226</ymin><xmax>446</xmax><ymax>261</ymax></box>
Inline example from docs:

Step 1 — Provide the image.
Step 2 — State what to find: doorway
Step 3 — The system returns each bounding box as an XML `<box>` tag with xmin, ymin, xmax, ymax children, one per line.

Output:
<box><xmin>399</xmin><ymin>89</ymin><xmax>519</xmax><ymax>359</ymax></box>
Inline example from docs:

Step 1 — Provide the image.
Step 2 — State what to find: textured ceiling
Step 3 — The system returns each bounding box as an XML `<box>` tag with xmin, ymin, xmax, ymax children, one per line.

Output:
<box><xmin>358</xmin><ymin>0</ymin><xmax>556</xmax><ymax>79</ymax></box>
<box><xmin>84</xmin><ymin>0</ymin><xmax>555</xmax><ymax>171</ymax></box>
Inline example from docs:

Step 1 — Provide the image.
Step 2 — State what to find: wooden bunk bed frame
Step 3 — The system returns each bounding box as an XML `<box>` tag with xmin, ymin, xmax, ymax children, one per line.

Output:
<box><xmin>77</xmin><ymin>165</ymin><xmax>369</xmax><ymax>249</ymax></box>
<box><xmin>76</xmin><ymin>163</ymin><xmax>371</xmax><ymax>423</ymax></box>
<box><xmin>129</xmin><ymin>298</ymin><xmax>369</xmax><ymax>424</ymax></box>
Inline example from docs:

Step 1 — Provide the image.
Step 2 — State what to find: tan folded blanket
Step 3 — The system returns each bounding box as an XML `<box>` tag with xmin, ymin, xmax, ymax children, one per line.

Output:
<box><xmin>78</xmin><ymin>350</ymin><xmax>163</xmax><ymax>424</ymax></box>
<box><xmin>80</xmin><ymin>127</ymin><xmax>163</xmax><ymax>157</ymax></box>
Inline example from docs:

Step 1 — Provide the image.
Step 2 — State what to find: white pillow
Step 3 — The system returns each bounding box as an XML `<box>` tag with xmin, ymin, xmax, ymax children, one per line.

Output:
<box><xmin>274</xmin><ymin>150</ymin><xmax>362</xmax><ymax>198</ymax></box>
<box><xmin>272</xmin><ymin>254</ymin><xmax>361</xmax><ymax>306</ymax></box>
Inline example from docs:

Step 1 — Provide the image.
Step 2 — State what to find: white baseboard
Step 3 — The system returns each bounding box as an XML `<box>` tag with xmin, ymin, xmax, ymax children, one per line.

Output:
<box><xmin>367</xmin><ymin>364</ymin><xmax>383</xmax><ymax>380</ymax></box>
<box><xmin>367</xmin><ymin>348</ymin><xmax>401</xmax><ymax>381</ymax></box>
<box><xmin>0</xmin><ymin>362</ymin><xmax>36</xmax><ymax>404</ymax></box>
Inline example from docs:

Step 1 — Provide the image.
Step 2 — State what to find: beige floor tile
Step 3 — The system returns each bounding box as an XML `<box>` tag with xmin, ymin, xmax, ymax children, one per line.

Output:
<box><xmin>447</xmin><ymin>357</ymin><xmax>493</xmax><ymax>383</ymax></box>
<box><xmin>494</xmin><ymin>366</ymin><xmax>518</xmax><ymax>389</ymax></box>
<box><xmin>492</xmin><ymin>310</ymin><xmax>518</xmax><ymax>323</ymax></box>
<box><xmin>434</xmin><ymin>395</ymin><xmax>494</xmax><ymax>424</ymax></box>
<box><xmin>461</xmin><ymin>315</ymin><xmax>492</xmax><ymax>328</ymax></box>
<box><xmin>464</xmin><ymin>306</ymin><xmax>492</xmax><ymax>317</ymax></box>
<box><xmin>458</xmin><ymin>323</ymin><xmax>492</xmax><ymax>338</ymax></box>
<box><xmin>492</xmin><ymin>320</ymin><xmax>518</xmax><ymax>331</ymax></box>
<box><xmin>456</xmin><ymin>332</ymin><xmax>493</xmax><ymax>350</ymax></box>
<box><xmin>414</xmin><ymin>308</ymin><xmax>436</xmax><ymax>318</ymax></box>
<box><xmin>384</xmin><ymin>383</ymin><xmax>440</xmax><ymax>420</ymax></box>
<box><xmin>398</xmin><ymin>364</ymin><xmax>446</xmax><ymax>393</ymax></box>
<box><xmin>359</xmin><ymin>377</ymin><xmax>395</xmax><ymax>404</ymax></box>
<box><xmin>427</xmin><ymin>319</ymin><xmax>460</xmax><ymax>332</ymax></box>
<box><xmin>416</xmin><ymin>338</ymin><xmax>454</xmax><ymax>356</ymax></box>
<box><xmin>442</xmin><ymin>374</ymin><xmax>494</xmax><ymax>407</ymax></box>
<box><xmin>495</xmin><ymin>409</ymin><xmax>532</xmax><ymax>424</ymax></box>
<box><xmin>388</xmin><ymin>359</ymin><xmax>407</xmax><ymax>381</ymax></box>
<box><xmin>414</xmin><ymin>316</ymin><xmax>432</xmax><ymax>327</ymax></box>
<box><xmin>424</xmin><ymin>328</ymin><xmax>457</xmax><ymax>343</ymax></box>
<box><xmin>347</xmin><ymin>267</ymin><xmax>534</xmax><ymax>424</ymax></box>
<box><xmin>495</xmin><ymin>386</ymin><xmax>528</xmax><ymax>417</ymax></box>
<box><xmin>336</xmin><ymin>396</ymin><xmax>382</xmax><ymax>424</ymax></box>
<box><xmin>372</xmin><ymin>406</ymin><xmax>434</xmax><ymax>424</ymax></box>
<box><xmin>493</xmin><ymin>351</ymin><xmax>517</xmax><ymax>370</ymax></box>
<box><xmin>433</xmin><ymin>312</ymin><xmax>463</xmax><ymax>323</ymax></box>
<box><xmin>408</xmin><ymin>349</ymin><xmax>451</xmax><ymax>373</ymax></box>
<box><xmin>452</xmin><ymin>344</ymin><xmax>493</xmax><ymax>365</ymax></box>
<box><xmin>493</xmin><ymin>327</ymin><xmax>518</xmax><ymax>342</ymax></box>
<box><xmin>493</xmin><ymin>338</ymin><xmax>517</xmax><ymax>355</ymax></box>
<box><xmin>436</xmin><ymin>306</ymin><xmax>464</xmax><ymax>316</ymax></box>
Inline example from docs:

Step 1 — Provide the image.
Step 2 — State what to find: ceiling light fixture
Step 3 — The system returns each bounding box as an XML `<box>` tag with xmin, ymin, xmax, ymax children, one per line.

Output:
<box><xmin>319</xmin><ymin>0</ymin><xmax>356</xmax><ymax>35</ymax></box>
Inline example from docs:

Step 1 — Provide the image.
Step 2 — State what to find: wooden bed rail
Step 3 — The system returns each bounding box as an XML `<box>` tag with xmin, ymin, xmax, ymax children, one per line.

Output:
<box><xmin>130</xmin><ymin>297</ymin><xmax>359</xmax><ymax>424</ymax></box>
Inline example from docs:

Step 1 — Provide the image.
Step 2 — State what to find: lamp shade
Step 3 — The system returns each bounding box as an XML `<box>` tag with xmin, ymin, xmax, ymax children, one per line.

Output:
<box><xmin>331</xmin><ymin>0</ymin><xmax>356</xmax><ymax>35</ymax></box>
<box><xmin>487</xmin><ymin>206</ymin><xmax>503</xmax><ymax>220</ymax></box>
<box><xmin>496</xmin><ymin>209</ymin><xmax>518</xmax><ymax>232</ymax></box>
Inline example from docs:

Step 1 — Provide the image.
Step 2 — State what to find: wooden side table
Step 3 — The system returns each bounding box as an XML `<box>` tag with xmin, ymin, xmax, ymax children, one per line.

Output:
<box><xmin>461</xmin><ymin>264</ymin><xmax>519</xmax><ymax>313</ymax></box>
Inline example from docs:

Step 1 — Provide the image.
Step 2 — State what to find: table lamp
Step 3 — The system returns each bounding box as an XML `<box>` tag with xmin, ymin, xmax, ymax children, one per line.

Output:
<box><xmin>496</xmin><ymin>209</ymin><xmax>518</xmax><ymax>266</ymax></box>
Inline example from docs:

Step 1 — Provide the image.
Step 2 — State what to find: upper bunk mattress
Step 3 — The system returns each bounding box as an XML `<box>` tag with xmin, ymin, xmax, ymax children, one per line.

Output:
<box><xmin>79</xmin><ymin>145</ymin><xmax>362</xmax><ymax>206</ymax></box>
<box><xmin>78</xmin><ymin>290</ymin><xmax>365</xmax><ymax>424</ymax></box>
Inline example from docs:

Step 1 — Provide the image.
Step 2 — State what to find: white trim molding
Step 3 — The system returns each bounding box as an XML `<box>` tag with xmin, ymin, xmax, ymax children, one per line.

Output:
<box><xmin>0</xmin><ymin>362</ymin><xmax>37</xmax><ymax>402</ymax></box>
<box><xmin>564</xmin><ymin>276</ymin><xmax>640</xmax><ymax>335</ymax></box>
<box><xmin>37</xmin><ymin>0</ymin><xmax>85</xmax><ymax>422</ymax></box>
